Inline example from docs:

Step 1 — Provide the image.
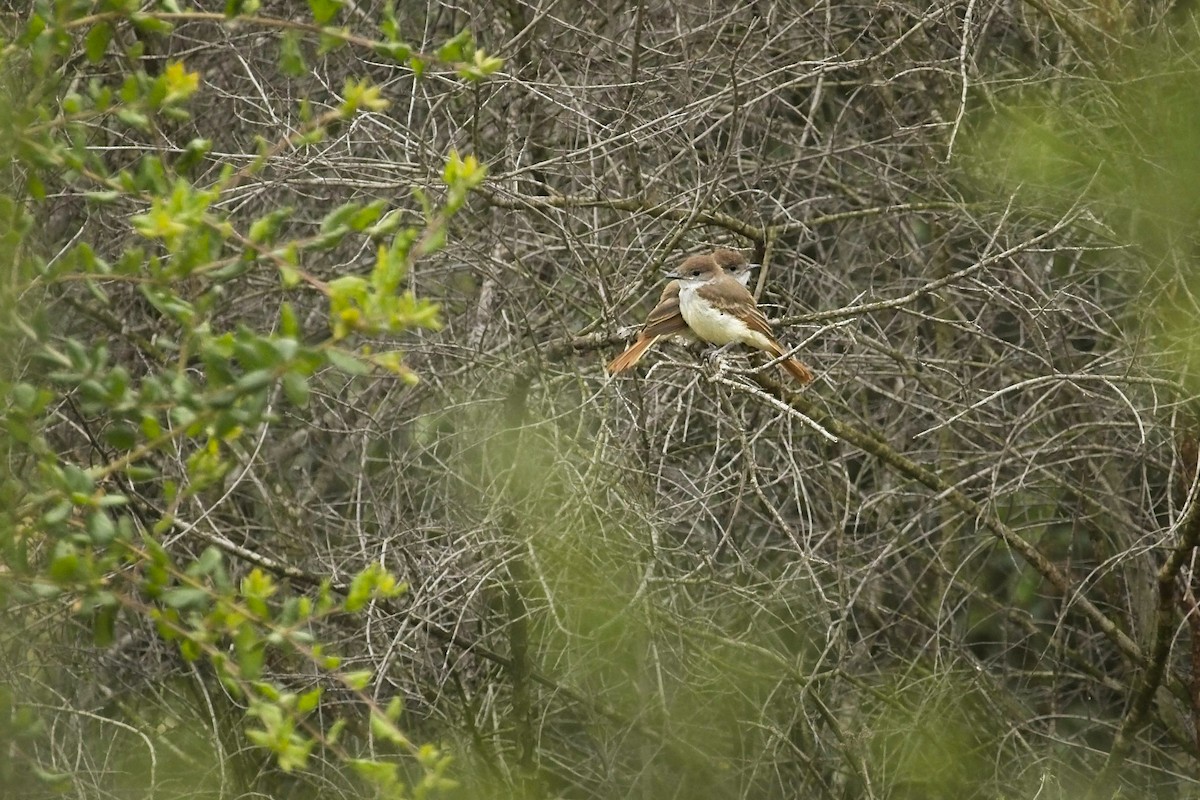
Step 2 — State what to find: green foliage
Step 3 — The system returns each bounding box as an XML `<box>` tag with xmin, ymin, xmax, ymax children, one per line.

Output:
<box><xmin>0</xmin><ymin>3</ymin><xmax>501</xmax><ymax>797</ymax></box>
<box><xmin>862</xmin><ymin>674</ymin><xmax>1002</xmax><ymax>800</ymax></box>
<box><xmin>308</xmin><ymin>0</ymin><xmax>344</xmax><ymax>26</ymax></box>
<box><xmin>445</xmin><ymin>402</ymin><xmax>831</xmax><ymax>797</ymax></box>
<box><xmin>435</xmin><ymin>30</ymin><xmax>503</xmax><ymax>81</ymax></box>
<box><xmin>967</xmin><ymin>19</ymin><xmax>1200</xmax><ymax>384</ymax></box>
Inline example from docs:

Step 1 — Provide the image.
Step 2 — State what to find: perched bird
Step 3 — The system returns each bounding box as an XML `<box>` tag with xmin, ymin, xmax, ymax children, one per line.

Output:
<box><xmin>669</xmin><ymin>251</ymin><xmax>814</xmax><ymax>385</ymax></box>
<box><xmin>607</xmin><ymin>249</ymin><xmax>752</xmax><ymax>373</ymax></box>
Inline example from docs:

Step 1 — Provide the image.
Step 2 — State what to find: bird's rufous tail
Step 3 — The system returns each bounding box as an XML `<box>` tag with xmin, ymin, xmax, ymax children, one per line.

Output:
<box><xmin>766</xmin><ymin>342</ymin><xmax>814</xmax><ymax>385</ymax></box>
<box><xmin>607</xmin><ymin>335</ymin><xmax>658</xmax><ymax>373</ymax></box>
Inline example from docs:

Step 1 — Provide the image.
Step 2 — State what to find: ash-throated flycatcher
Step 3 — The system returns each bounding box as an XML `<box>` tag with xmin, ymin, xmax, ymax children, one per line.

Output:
<box><xmin>606</xmin><ymin>249</ymin><xmax>752</xmax><ymax>373</ymax></box>
<box><xmin>670</xmin><ymin>251</ymin><xmax>814</xmax><ymax>385</ymax></box>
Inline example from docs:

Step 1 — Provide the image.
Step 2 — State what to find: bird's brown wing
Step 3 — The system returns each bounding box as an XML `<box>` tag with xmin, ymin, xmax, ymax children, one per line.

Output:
<box><xmin>695</xmin><ymin>280</ymin><xmax>775</xmax><ymax>337</ymax></box>
<box><xmin>695</xmin><ymin>279</ymin><xmax>814</xmax><ymax>385</ymax></box>
<box><xmin>739</xmin><ymin>304</ymin><xmax>774</xmax><ymax>338</ymax></box>
<box><xmin>748</xmin><ymin>308</ymin><xmax>814</xmax><ymax>384</ymax></box>
<box><xmin>639</xmin><ymin>282</ymin><xmax>690</xmax><ymax>339</ymax></box>
<box><xmin>608</xmin><ymin>282</ymin><xmax>690</xmax><ymax>373</ymax></box>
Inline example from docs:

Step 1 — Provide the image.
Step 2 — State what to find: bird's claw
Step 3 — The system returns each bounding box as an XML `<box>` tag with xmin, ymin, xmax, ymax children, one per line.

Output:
<box><xmin>702</xmin><ymin>345</ymin><xmax>735</xmax><ymax>377</ymax></box>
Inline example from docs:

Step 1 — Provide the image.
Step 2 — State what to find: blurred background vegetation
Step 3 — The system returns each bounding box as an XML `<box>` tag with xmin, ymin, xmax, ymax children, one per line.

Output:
<box><xmin>5</xmin><ymin>1</ymin><xmax>1200</xmax><ymax>799</ymax></box>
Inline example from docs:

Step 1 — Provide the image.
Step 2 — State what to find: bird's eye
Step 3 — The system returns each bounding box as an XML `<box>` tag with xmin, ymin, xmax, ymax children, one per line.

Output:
<box><xmin>691</xmin><ymin>270</ymin><xmax>701</xmax><ymax>277</ymax></box>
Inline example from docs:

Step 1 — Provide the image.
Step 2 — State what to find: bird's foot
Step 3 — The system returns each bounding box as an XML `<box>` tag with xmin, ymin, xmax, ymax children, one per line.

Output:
<box><xmin>702</xmin><ymin>345</ymin><xmax>736</xmax><ymax>377</ymax></box>
<box><xmin>703</xmin><ymin>342</ymin><xmax>738</xmax><ymax>360</ymax></box>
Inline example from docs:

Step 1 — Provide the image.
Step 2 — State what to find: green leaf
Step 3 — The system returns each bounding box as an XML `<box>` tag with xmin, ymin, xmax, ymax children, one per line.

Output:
<box><xmin>92</xmin><ymin>604</ymin><xmax>118</xmax><ymax>647</ymax></box>
<box><xmin>278</xmin><ymin>736</ymin><xmax>315</xmax><ymax>773</ymax></box>
<box><xmin>370</xmin><ymin>242</ymin><xmax>406</xmax><ymax>294</ymax></box>
<box><xmin>251</xmin><ymin>682</ymin><xmax>281</xmax><ymax>702</ymax></box>
<box><xmin>327</xmin><ymin>275</ymin><xmax>368</xmax><ymax>300</ymax></box>
<box><xmin>241</xmin><ymin>568</ymin><xmax>277</xmax><ymax>617</ymax></box>
<box><xmin>10</xmin><ymin>382</ymin><xmax>43</xmax><ymax>413</ymax></box>
<box><xmin>379</xmin><ymin>1</ymin><xmax>399</xmax><ymax>38</ymax></box>
<box><xmin>317</xmin><ymin>31</ymin><xmax>346</xmax><ymax>56</ymax></box>
<box><xmin>104</xmin><ymin>424</ymin><xmax>137</xmax><ymax>450</ymax></box>
<box><xmin>43</xmin><ymin>500</ymin><xmax>72</xmax><ymax>526</ymax></box>
<box><xmin>224</xmin><ymin>0</ymin><xmax>260</xmax><ymax>16</ymax></box>
<box><xmin>84</xmin><ymin>23</ymin><xmax>111</xmax><ymax>63</ymax></box>
<box><xmin>349</xmin><ymin>759</ymin><xmax>399</xmax><ymax>786</ymax></box>
<box><xmin>85</xmin><ymin>278</ymin><xmax>111</xmax><ymax>304</ymax></box>
<box><xmin>385</xmin><ymin>696</ymin><xmax>403</xmax><ymax>720</ymax></box>
<box><xmin>461</xmin><ymin>49</ymin><xmax>504</xmax><ymax>81</ymax></box>
<box><xmin>48</xmin><ymin>542</ymin><xmax>82</xmax><ymax>583</ymax></box>
<box><xmin>248</xmin><ymin>207</ymin><xmax>293</xmax><ymax>245</ymax></box>
<box><xmin>179</xmin><ymin>637</ymin><xmax>202</xmax><ymax>662</ymax></box>
<box><xmin>345</xmin><ymin>564</ymin><xmax>383</xmax><ymax>611</ymax></box>
<box><xmin>282</xmin><ymin>371</ymin><xmax>310</xmax><ymax>407</ymax></box>
<box><xmin>191</xmin><ymin>546</ymin><xmax>225</xmax><ymax>577</ymax></box>
<box><xmin>235</xmin><ymin>625</ymin><xmax>265</xmax><ymax>679</ymax></box>
<box><xmin>234</xmin><ymin>369</ymin><xmax>274</xmax><ymax>394</ymax></box>
<box><xmin>141</xmin><ymin>414</ymin><xmax>163</xmax><ymax>439</ymax></box>
<box><xmin>279</xmin><ymin>264</ymin><xmax>301</xmax><ymax>289</ymax></box>
<box><xmin>350</xmin><ymin>199</ymin><xmax>387</xmax><ymax>230</ymax></box>
<box><xmin>308</xmin><ymin>0</ymin><xmax>343</xmax><ymax>25</ymax></box>
<box><xmin>279</xmin><ymin>29</ymin><xmax>305</xmax><ymax>77</ymax></box>
<box><xmin>28</xmin><ymin>174</ymin><xmax>46</xmax><ymax>202</ymax></box>
<box><xmin>5</xmin><ymin>417</ymin><xmax>31</xmax><ymax>444</ymax></box>
<box><xmin>370</xmin><ymin>351</ymin><xmax>418</xmax><ymax>384</ymax></box>
<box><xmin>296</xmin><ymin>687</ymin><xmax>323</xmax><ymax>714</ymax></box>
<box><xmin>436</xmin><ymin>30</ymin><xmax>473</xmax><ymax>63</ymax></box>
<box><xmin>374</xmin><ymin>41</ymin><xmax>411</xmax><ymax>62</ymax></box>
<box><xmin>86</xmin><ymin>511</ymin><xmax>117</xmax><ymax>545</ymax></box>
<box><xmin>370</xmin><ymin>709</ymin><xmax>410</xmax><ymax>746</ymax></box>
<box><xmin>311</xmin><ymin>230</ymin><xmax>347</xmax><ymax>250</ymax></box>
<box><xmin>320</xmin><ymin>201</ymin><xmax>360</xmax><ymax>234</ymax></box>
<box><xmin>293</xmin><ymin>596</ymin><xmax>313</xmax><ymax>621</ymax></box>
<box><xmin>272</xmin><ymin>337</ymin><xmax>299</xmax><ymax>362</ymax></box>
<box><xmin>156</xmin><ymin>61</ymin><xmax>201</xmax><ymax>106</ymax></box>
<box><xmin>279</xmin><ymin>302</ymin><xmax>300</xmax><ymax>337</ymax></box>
<box><xmin>162</xmin><ymin>587</ymin><xmax>211</xmax><ymax>610</ymax></box>
<box><xmin>176</xmin><ymin>138</ymin><xmax>212</xmax><ymax>174</ymax></box>
<box><xmin>364</xmin><ymin>209</ymin><xmax>407</xmax><ymax>239</ymax></box>
<box><xmin>418</xmin><ymin>225</ymin><xmax>446</xmax><ymax>255</ymax></box>
<box><xmin>63</xmin><ymin>464</ymin><xmax>93</xmax><ymax>495</ymax></box>
<box><xmin>126</xmin><ymin>464</ymin><xmax>159</xmax><ymax>482</ymax></box>
<box><xmin>117</xmin><ymin>109</ymin><xmax>151</xmax><ymax>130</ymax></box>
<box><xmin>208</xmin><ymin>259</ymin><xmax>251</xmax><ymax>282</ymax></box>
<box><xmin>131</xmin><ymin>13</ymin><xmax>175</xmax><ymax>35</ymax></box>
<box><xmin>443</xmin><ymin>149</ymin><xmax>487</xmax><ymax>189</ymax></box>
<box><xmin>30</xmin><ymin>582</ymin><xmax>63</xmax><ymax>599</ymax></box>
<box><xmin>343</xmin><ymin>670</ymin><xmax>372</xmax><ymax>690</ymax></box>
<box><xmin>326</xmin><ymin>348</ymin><xmax>370</xmax><ymax>375</ymax></box>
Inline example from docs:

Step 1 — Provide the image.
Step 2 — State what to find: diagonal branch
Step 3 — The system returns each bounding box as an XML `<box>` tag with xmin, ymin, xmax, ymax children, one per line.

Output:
<box><xmin>746</xmin><ymin>373</ymin><xmax>1147</xmax><ymax>669</ymax></box>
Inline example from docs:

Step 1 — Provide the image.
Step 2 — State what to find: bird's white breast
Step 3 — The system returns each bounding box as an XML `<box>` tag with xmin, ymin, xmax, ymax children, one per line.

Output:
<box><xmin>678</xmin><ymin>283</ymin><xmax>753</xmax><ymax>346</ymax></box>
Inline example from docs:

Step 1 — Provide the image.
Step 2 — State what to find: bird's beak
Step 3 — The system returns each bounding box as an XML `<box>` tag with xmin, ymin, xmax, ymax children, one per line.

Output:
<box><xmin>663</xmin><ymin>270</ymin><xmax>682</xmax><ymax>280</ymax></box>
